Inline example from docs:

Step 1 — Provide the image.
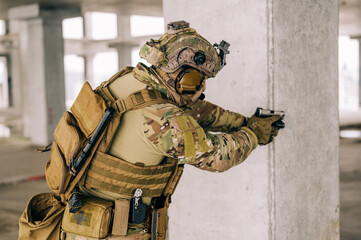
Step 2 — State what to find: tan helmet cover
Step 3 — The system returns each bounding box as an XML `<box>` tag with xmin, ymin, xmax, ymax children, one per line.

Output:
<box><xmin>139</xmin><ymin>21</ymin><xmax>221</xmax><ymax>78</ymax></box>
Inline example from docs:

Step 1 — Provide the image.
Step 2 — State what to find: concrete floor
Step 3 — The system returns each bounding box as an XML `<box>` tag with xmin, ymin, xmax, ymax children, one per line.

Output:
<box><xmin>0</xmin><ymin>137</ymin><xmax>359</xmax><ymax>240</ymax></box>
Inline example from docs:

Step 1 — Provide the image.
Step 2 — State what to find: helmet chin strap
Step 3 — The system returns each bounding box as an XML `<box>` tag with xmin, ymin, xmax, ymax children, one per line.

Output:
<box><xmin>181</xmin><ymin>89</ymin><xmax>204</xmax><ymax>103</ymax></box>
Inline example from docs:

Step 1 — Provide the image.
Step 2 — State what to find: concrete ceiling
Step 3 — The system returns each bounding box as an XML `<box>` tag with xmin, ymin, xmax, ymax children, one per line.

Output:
<box><xmin>0</xmin><ymin>0</ymin><xmax>163</xmax><ymax>19</ymax></box>
<box><xmin>0</xmin><ymin>0</ymin><xmax>360</xmax><ymax>36</ymax></box>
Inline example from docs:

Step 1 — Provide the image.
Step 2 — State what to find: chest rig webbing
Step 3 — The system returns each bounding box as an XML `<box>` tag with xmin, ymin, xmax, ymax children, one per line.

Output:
<box><xmin>50</xmin><ymin>67</ymin><xmax>184</xmax><ymax>203</ymax></box>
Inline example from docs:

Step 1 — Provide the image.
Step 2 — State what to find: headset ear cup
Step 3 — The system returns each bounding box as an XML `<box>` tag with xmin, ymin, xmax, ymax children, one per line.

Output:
<box><xmin>175</xmin><ymin>68</ymin><xmax>206</xmax><ymax>94</ymax></box>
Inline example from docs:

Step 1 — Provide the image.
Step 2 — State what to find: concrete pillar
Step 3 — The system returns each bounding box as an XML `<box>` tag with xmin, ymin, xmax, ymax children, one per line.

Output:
<box><xmin>109</xmin><ymin>42</ymin><xmax>136</xmax><ymax>69</ymax></box>
<box><xmin>164</xmin><ymin>1</ymin><xmax>339</xmax><ymax>240</ymax></box>
<box><xmin>84</xmin><ymin>54</ymin><xmax>95</xmax><ymax>88</ymax></box>
<box><xmin>110</xmin><ymin>15</ymin><xmax>133</xmax><ymax>69</ymax></box>
<box><xmin>8</xmin><ymin>4</ymin><xmax>80</xmax><ymax>145</ymax></box>
<box><xmin>359</xmin><ymin>39</ymin><xmax>361</xmax><ymax>107</ymax></box>
<box><xmin>117</xmin><ymin>14</ymin><xmax>131</xmax><ymax>40</ymax></box>
<box><xmin>83</xmin><ymin>12</ymin><xmax>93</xmax><ymax>40</ymax></box>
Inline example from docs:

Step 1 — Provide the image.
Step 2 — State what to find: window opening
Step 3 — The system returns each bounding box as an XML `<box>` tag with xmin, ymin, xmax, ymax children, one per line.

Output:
<box><xmin>130</xmin><ymin>15</ymin><xmax>164</xmax><ymax>37</ymax></box>
<box><xmin>93</xmin><ymin>51</ymin><xmax>118</xmax><ymax>86</ymax></box>
<box><xmin>63</xmin><ymin>17</ymin><xmax>84</xmax><ymax>39</ymax></box>
<box><xmin>90</xmin><ymin>12</ymin><xmax>117</xmax><ymax>40</ymax></box>
<box><xmin>339</xmin><ymin>36</ymin><xmax>359</xmax><ymax>110</ymax></box>
<box><xmin>64</xmin><ymin>55</ymin><xmax>85</xmax><ymax>109</ymax></box>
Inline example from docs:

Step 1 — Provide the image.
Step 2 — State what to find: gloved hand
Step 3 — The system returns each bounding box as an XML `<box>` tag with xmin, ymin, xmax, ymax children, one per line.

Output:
<box><xmin>246</xmin><ymin>115</ymin><xmax>283</xmax><ymax>145</ymax></box>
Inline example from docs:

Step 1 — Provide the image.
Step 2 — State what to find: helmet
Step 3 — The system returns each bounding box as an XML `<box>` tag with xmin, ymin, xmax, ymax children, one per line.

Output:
<box><xmin>139</xmin><ymin>20</ymin><xmax>230</xmax><ymax>94</ymax></box>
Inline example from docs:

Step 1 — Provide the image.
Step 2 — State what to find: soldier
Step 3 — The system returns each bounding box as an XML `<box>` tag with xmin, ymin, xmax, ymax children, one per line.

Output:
<box><xmin>41</xmin><ymin>20</ymin><xmax>284</xmax><ymax>240</ymax></box>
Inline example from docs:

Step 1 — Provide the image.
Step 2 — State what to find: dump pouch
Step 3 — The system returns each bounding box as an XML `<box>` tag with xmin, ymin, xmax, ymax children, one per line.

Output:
<box><xmin>19</xmin><ymin>193</ymin><xmax>65</xmax><ymax>240</ymax></box>
<box><xmin>71</xmin><ymin>82</ymin><xmax>107</xmax><ymax>138</ymax></box>
<box><xmin>62</xmin><ymin>197</ymin><xmax>113</xmax><ymax>239</ymax></box>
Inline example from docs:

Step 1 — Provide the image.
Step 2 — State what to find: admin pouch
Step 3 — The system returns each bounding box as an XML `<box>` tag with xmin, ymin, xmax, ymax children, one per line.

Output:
<box><xmin>61</xmin><ymin>197</ymin><xmax>113</xmax><ymax>239</ymax></box>
<box><xmin>19</xmin><ymin>193</ymin><xmax>65</xmax><ymax>240</ymax></box>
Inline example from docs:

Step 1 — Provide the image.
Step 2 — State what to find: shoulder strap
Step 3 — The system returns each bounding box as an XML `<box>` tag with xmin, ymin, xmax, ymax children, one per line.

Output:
<box><xmin>114</xmin><ymin>89</ymin><xmax>170</xmax><ymax>114</ymax></box>
<box><xmin>95</xmin><ymin>67</ymin><xmax>172</xmax><ymax>113</ymax></box>
<box><xmin>95</xmin><ymin>67</ymin><xmax>134</xmax><ymax>104</ymax></box>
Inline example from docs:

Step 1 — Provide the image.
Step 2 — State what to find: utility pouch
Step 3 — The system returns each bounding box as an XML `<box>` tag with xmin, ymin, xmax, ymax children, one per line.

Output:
<box><xmin>46</xmin><ymin>110</ymin><xmax>86</xmax><ymax>195</ymax></box>
<box><xmin>19</xmin><ymin>193</ymin><xmax>65</xmax><ymax>240</ymax></box>
<box><xmin>112</xmin><ymin>199</ymin><xmax>130</xmax><ymax>236</ymax></box>
<box><xmin>45</xmin><ymin>142</ymin><xmax>72</xmax><ymax>195</ymax></box>
<box><xmin>62</xmin><ymin>197</ymin><xmax>113</xmax><ymax>239</ymax></box>
<box><xmin>71</xmin><ymin>82</ymin><xmax>107</xmax><ymax>138</ymax></box>
<box><xmin>151</xmin><ymin>207</ymin><xmax>168</xmax><ymax>240</ymax></box>
<box><xmin>54</xmin><ymin>111</ymin><xmax>85</xmax><ymax>164</ymax></box>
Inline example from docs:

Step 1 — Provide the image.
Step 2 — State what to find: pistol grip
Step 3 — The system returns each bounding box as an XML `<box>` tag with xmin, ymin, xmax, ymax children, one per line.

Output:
<box><xmin>273</xmin><ymin>119</ymin><xmax>285</xmax><ymax>129</ymax></box>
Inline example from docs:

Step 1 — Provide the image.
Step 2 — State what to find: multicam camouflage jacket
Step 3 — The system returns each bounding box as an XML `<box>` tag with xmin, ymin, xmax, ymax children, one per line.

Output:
<box><xmin>75</xmin><ymin>63</ymin><xmax>259</xmax><ymax>237</ymax></box>
<box><xmin>125</xmin><ymin>63</ymin><xmax>259</xmax><ymax>172</ymax></box>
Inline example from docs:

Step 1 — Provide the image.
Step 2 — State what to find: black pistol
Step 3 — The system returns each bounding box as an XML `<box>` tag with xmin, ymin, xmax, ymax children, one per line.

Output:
<box><xmin>255</xmin><ymin>107</ymin><xmax>285</xmax><ymax>129</ymax></box>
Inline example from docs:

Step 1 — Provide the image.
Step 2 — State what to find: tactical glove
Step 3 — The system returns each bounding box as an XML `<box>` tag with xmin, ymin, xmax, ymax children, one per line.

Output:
<box><xmin>246</xmin><ymin>115</ymin><xmax>283</xmax><ymax>145</ymax></box>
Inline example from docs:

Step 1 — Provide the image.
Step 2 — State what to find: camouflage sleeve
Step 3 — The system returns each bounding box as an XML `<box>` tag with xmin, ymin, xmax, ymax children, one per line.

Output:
<box><xmin>143</xmin><ymin>104</ymin><xmax>258</xmax><ymax>172</ymax></box>
<box><xmin>184</xmin><ymin>100</ymin><xmax>248</xmax><ymax>133</ymax></box>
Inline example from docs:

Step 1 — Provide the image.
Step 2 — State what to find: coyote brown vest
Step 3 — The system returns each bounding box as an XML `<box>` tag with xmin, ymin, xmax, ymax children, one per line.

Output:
<box><xmin>45</xmin><ymin>67</ymin><xmax>184</xmax><ymax>202</ymax></box>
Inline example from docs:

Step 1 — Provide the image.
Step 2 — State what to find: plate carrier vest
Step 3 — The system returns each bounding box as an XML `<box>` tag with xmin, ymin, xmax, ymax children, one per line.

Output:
<box><xmin>44</xmin><ymin>67</ymin><xmax>184</xmax><ymax>239</ymax></box>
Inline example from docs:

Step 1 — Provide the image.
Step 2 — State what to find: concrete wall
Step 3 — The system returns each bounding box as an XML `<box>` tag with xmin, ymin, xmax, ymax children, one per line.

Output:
<box><xmin>163</xmin><ymin>1</ymin><xmax>339</xmax><ymax>239</ymax></box>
